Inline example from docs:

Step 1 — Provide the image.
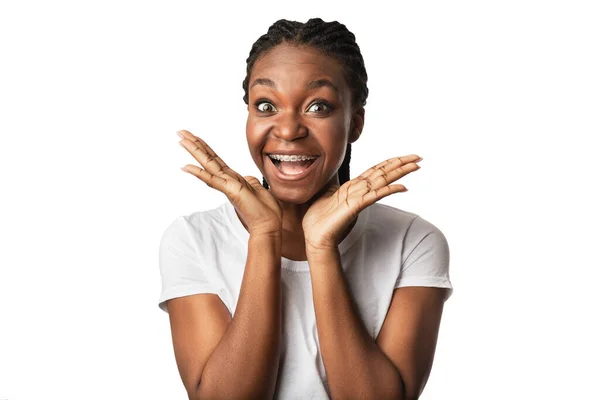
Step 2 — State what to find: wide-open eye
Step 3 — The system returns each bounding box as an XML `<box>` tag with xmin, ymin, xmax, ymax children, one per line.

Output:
<box><xmin>307</xmin><ymin>101</ymin><xmax>333</xmax><ymax>114</ymax></box>
<box><xmin>256</xmin><ymin>100</ymin><xmax>276</xmax><ymax>113</ymax></box>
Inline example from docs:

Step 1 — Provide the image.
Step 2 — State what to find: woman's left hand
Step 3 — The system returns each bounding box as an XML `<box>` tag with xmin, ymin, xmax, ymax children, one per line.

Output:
<box><xmin>302</xmin><ymin>154</ymin><xmax>423</xmax><ymax>253</ymax></box>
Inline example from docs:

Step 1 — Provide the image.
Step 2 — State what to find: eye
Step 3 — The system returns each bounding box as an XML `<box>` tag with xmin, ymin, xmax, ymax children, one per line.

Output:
<box><xmin>307</xmin><ymin>101</ymin><xmax>333</xmax><ymax>114</ymax></box>
<box><xmin>255</xmin><ymin>100</ymin><xmax>276</xmax><ymax>113</ymax></box>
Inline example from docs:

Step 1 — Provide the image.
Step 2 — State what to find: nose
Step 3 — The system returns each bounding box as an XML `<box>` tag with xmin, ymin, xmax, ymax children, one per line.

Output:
<box><xmin>272</xmin><ymin>110</ymin><xmax>308</xmax><ymax>141</ymax></box>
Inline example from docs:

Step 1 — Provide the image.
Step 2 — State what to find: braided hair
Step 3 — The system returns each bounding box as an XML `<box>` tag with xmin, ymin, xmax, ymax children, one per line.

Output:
<box><xmin>242</xmin><ymin>18</ymin><xmax>369</xmax><ymax>190</ymax></box>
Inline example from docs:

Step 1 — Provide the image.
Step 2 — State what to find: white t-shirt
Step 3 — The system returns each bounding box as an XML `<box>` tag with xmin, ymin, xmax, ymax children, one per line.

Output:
<box><xmin>158</xmin><ymin>200</ymin><xmax>453</xmax><ymax>399</ymax></box>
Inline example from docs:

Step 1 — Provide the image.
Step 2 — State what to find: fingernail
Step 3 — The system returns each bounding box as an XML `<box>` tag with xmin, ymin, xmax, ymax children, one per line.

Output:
<box><xmin>181</xmin><ymin>166</ymin><xmax>188</xmax><ymax>172</ymax></box>
<box><xmin>176</xmin><ymin>131</ymin><xmax>183</xmax><ymax>138</ymax></box>
<box><xmin>179</xmin><ymin>140</ymin><xmax>184</xmax><ymax>147</ymax></box>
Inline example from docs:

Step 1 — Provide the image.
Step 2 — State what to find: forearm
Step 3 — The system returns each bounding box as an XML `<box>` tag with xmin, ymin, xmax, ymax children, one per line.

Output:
<box><xmin>198</xmin><ymin>233</ymin><xmax>282</xmax><ymax>399</ymax></box>
<box><xmin>307</xmin><ymin>247</ymin><xmax>404</xmax><ymax>399</ymax></box>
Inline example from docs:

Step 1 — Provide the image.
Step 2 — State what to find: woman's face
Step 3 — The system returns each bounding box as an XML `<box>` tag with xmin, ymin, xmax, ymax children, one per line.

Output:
<box><xmin>246</xmin><ymin>43</ymin><xmax>363</xmax><ymax>204</ymax></box>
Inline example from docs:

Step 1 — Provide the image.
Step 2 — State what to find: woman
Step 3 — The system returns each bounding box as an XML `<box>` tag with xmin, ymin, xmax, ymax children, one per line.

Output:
<box><xmin>159</xmin><ymin>17</ymin><xmax>453</xmax><ymax>399</ymax></box>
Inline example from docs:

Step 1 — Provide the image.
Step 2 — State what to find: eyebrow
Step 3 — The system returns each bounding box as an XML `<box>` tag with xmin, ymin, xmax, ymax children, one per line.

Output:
<box><xmin>307</xmin><ymin>79</ymin><xmax>339</xmax><ymax>93</ymax></box>
<box><xmin>250</xmin><ymin>78</ymin><xmax>277</xmax><ymax>89</ymax></box>
<box><xmin>250</xmin><ymin>78</ymin><xmax>339</xmax><ymax>93</ymax></box>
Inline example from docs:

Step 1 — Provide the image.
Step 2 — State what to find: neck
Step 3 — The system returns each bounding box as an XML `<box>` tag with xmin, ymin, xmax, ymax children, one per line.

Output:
<box><xmin>238</xmin><ymin>176</ymin><xmax>358</xmax><ymax>261</ymax></box>
<box><xmin>276</xmin><ymin>200</ymin><xmax>358</xmax><ymax>262</ymax></box>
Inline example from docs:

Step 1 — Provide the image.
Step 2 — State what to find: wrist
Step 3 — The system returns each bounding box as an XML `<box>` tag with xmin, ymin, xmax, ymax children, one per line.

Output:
<box><xmin>249</xmin><ymin>232</ymin><xmax>282</xmax><ymax>256</ymax></box>
<box><xmin>249</xmin><ymin>226</ymin><xmax>282</xmax><ymax>238</ymax></box>
<box><xmin>250</xmin><ymin>230</ymin><xmax>282</xmax><ymax>242</ymax></box>
<box><xmin>305</xmin><ymin>241</ymin><xmax>339</xmax><ymax>259</ymax></box>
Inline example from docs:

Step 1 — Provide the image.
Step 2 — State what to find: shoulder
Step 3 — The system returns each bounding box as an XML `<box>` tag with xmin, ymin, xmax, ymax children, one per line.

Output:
<box><xmin>368</xmin><ymin>203</ymin><xmax>450</xmax><ymax>275</ymax></box>
<box><xmin>157</xmin><ymin>203</ymin><xmax>234</xmax><ymax>314</ymax></box>
<box><xmin>367</xmin><ymin>204</ymin><xmax>453</xmax><ymax>301</ymax></box>
<box><xmin>368</xmin><ymin>202</ymin><xmax>419</xmax><ymax>223</ymax></box>
<box><xmin>161</xmin><ymin>202</ymin><xmax>231</xmax><ymax>239</ymax></box>
<box><xmin>367</xmin><ymin>202</ymin><xmax>445</xmax><ymax>241</ymax></box>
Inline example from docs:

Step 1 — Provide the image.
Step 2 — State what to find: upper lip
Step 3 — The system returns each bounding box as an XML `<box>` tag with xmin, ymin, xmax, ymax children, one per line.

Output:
<box><xmin>265</xmin><ymin>150</ymin><xmax>320</xmax><ymax>156</ymax></box>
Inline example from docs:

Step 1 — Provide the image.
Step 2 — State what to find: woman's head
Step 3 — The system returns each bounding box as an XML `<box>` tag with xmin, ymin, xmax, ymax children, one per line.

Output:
<box><xmin>243</xmin><ymin>18</ymin><xmax>369</xmax><ymax>203</ymax></box>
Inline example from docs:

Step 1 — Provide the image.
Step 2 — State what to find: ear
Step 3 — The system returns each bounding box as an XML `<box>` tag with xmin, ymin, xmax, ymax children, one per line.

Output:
<box><xmin>349</xmin><ymin>107</ymin><xmax>365</xmax><ymax>143</ymax></box>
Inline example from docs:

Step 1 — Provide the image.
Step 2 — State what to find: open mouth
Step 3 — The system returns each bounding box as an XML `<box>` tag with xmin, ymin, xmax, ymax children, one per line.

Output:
<box><xmin>269</xmin><ymin>157</ymin><xmax>316</xmax><ymax>174</ymax></box>
<box><xmin>266</xmin><ymin>154</ymin><xmax>320</xmax><ymax>180</ymax></box>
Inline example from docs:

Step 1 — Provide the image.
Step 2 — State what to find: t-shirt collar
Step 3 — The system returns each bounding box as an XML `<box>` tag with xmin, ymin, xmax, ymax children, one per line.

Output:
<box><xmin>223</xmin><ymin>200</ymin><xmax>369</xmax><ymax>272</ymax></box>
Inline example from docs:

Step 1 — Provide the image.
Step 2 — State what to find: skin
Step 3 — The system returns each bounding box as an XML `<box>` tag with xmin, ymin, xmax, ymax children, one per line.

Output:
<box><xmin>173</xmin><ymin>42</ymin><xmax>447</xmax><ymax>399</ymax></box>
<box><xmin>243</xmin><ymin>43</ymin><xmax>366</xmax><ymax>260</ymax></box>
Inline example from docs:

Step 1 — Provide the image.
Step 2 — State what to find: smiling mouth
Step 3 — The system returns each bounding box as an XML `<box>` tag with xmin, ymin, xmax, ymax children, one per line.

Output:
<box><xmin>267</xmin><ymin>155</ymin><xmax>319</xmax><ymax>176</ymax></box>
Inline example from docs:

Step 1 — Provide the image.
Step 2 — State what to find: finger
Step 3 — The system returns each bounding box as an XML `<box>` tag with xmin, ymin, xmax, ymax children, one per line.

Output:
<box><xmin>359</xmin><ymin>184</ymin><xmax>408</xmax><ymax>209</ymax></box>
<box><xmin>346</xmin><ymin>155</ymin><xmax>420</xmax><ymax>197</ymax></box>
<box><xmin>179</xmin><ymin>134</ymin><xmax>227</xmax><ymax>174</ymax></box>
<box><xmin>356</xmin><ymin>158</ymin><xmax>391</xmax><ymax>181</ymax></box>
<box><xmin>178</xmin><ymin>131</ymin><xmax>245</xmax><ymax>184</ymax></box>
<box><xmin>371</xmin><ymin>155</ymin><xmax>421</xmax><ymax>180</ymax></box>
<box><xmin>365</xmin><ymin>162</ymin><xmax>420</xmax><ymax>194</ymax></box>
<box><xmin>357</xmin><ymin>154</ymin><xmax>422</xmax><ymax>181</ymax></box>
<box><xmin>181</xmin><ymin>164</ymin><xmax>231</xmax><ymax>192</ymax></box>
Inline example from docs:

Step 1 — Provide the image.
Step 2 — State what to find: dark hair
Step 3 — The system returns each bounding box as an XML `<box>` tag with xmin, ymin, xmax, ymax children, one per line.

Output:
<box><xmin>242</xmin><ymin>18</ymin><xmax>369</xmax><ymax>189</ymax></box>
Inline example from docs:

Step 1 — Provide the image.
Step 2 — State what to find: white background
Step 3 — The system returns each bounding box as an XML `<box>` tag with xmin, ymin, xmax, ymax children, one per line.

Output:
<box><xmin>1</xmin><ymin>0</ymin><xmax>598</xmax><ymax>399</ymax></box>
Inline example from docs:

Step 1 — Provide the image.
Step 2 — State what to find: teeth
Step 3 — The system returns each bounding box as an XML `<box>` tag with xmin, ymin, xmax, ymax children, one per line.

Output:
<box><xmin>269</xmin><ymin>154</ymin><xmax>317</xmax><ymax>162</ymax></box>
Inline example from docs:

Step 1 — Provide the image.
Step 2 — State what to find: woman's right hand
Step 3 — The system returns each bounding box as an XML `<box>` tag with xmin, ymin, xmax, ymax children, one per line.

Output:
<box><xmin>177</xmin><ymin>130</ymin><xmax>283</xmax><ymax>236</ymax></box>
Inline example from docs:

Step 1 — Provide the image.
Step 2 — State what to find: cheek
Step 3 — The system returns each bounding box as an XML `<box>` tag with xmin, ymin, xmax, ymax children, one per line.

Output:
<box><xmin>316</xmin><ymin>119</ymin><xmax>350</xmax><ymax>169</ymax></box>
<box><xmin>245</xmin><ymin>117</ymin><xmax>262</xmax><ymax>146</ymax></box>
<box><xmin>245</xmin><ymin>118</ymin><xmax>268</xmax><ymax>166</ymax></box>
<box><xmin>312</xmin><ymin>118</ymin><xmax>348</xmax><ymax>147</ymax></box>
<box><xmin>248</xmin><ymin>112</ymin><xmax>274</xmax><ymax>129</ymax></box>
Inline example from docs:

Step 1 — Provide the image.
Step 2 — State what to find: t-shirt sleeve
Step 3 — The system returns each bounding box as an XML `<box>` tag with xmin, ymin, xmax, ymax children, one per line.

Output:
<box><xmin>157</xmin><ymin>216</ymin><xmax>222</xmax><ymax>313</ymax></box>
<box><xmin>394</xmin><ymin>215</ymin><xmax>454</xmax><ymax>302</ymax></box>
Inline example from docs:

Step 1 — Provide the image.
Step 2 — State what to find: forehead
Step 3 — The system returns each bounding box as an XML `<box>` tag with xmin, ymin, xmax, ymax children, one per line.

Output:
<box><xmin>250</xmin><ymin>44</ymin><xmax>349</xmax><ymax>96</ymax></box>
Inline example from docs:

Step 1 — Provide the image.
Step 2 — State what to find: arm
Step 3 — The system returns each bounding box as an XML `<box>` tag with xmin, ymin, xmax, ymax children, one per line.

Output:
<box><xmin>376</xmin><ymin>286</ymin><xmax>446</xmax><ymax>399</ymax></box>
<box><xmin>307</xmin><ymin>247</ymin><xmax>446</xmax><ymax>400</ymax></box>
<box><xmin>167</xmin><ymin>232</ymin><xmax>283</xmax><ymax>399</ymax></box>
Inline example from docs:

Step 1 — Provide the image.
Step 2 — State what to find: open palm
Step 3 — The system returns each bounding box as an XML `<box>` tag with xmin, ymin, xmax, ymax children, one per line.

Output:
<box><xmin>302</xmin><ymin>154</ymin><xmax>422</xmax><ymax>251</ymax></box>
<box><xmin>178</xmin><ymin>130</ymin><xmax>283</xmax><ymax>235</ymax></box>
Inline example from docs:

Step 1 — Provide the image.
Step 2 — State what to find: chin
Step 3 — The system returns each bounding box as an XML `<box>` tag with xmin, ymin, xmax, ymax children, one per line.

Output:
<box><xmin>269</xmin><ymin>186</ymin><xmax>315</xmax><ymax>205</ymax></box>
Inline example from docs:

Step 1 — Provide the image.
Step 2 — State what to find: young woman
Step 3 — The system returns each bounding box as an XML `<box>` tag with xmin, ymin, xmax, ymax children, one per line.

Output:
<box><xmin>158</xmin><ymin>18</ymin><xmax>453</xmax><ymax>399</ymax></box>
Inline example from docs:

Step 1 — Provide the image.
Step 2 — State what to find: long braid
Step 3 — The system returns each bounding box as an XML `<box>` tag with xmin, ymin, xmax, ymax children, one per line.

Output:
<box><xmin>242</xmin><ymin>18</ymin><xmax>368</xmax><ymax>190</ymax></box>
